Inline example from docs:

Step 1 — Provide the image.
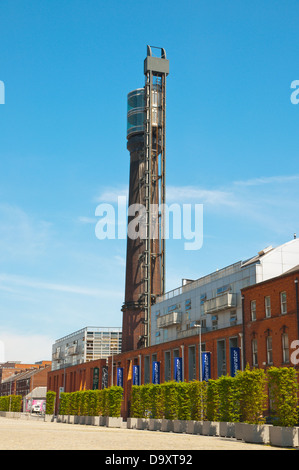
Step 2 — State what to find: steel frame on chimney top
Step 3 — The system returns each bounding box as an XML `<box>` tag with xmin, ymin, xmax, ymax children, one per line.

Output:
<box><xmin>142</xmin><ymin>46</ymin><xmax>168</xmax><ymax>347</ymax></box>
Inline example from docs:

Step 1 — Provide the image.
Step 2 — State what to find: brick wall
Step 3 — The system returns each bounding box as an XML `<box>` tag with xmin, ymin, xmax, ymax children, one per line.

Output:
<box><xmin>242</xmin><ymin>269</ymin><xmax>299</xmax><ymax>369</ymax></box>
<box><xmin>109</xmin><ymin>323</ymin><xmax>242</xmax><ymax>418</ymax></box>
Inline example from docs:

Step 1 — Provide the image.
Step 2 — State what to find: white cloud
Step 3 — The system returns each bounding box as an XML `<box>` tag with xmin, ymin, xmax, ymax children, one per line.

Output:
<box><xmin>0</xmin><ymin>273</ymin><xmax>123</xmax><ymax>299</ymax></box>
<box><xmin>114</xmin><ymin>255</ymin><xmax>126</xmax><ymax>267</ymax></box>
<box><xmin>77</xmin><ymin>216</ymin><xmax>97</xmax><ymax>224</ymax></box>
<box><xmin>234</xmin><ymin>174</ymin><xmax>299</xmax><ymax>187</ymax></box>
<box><xmin>166</xmin><ymin>185</ymin><xmax>236</xmax><ymax>206</ymax></box>
<box><xmin>0</xmin><ymin>203</ymin><xmax>51</xmax><ymax>261</ymax></box>
<box><xmin>92</xmin><ymin>174</ymin><xmax>299</xmax><ymax>235</ymax></box>
<box><xmin>0</xmin><ymin>329</ymin><xmax>53</xmax><ymax>363</ymax></box>
<box><xmin>95</xmin><ymin>186</ymin><xmax>128</xmax><ymax>204</ymax></box>
<box><xmin>95</xmin><ymin>184</ymin><xmax>236</xmax><ymax>207</ymax></box>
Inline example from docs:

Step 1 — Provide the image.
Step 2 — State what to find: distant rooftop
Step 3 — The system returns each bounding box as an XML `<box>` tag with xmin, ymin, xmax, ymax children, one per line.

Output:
<box><xmin>156</xmin><ymin>238</ymin><xmax>299</xmax><ymax>303</ymax></box>
<box><xmin>55</xmin><ymin>326</ymin><xmax>122</xmax><ymax>343</ymax></box>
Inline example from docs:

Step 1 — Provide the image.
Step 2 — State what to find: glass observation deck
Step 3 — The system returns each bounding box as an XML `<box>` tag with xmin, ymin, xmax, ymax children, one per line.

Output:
<box><xmin>127</xmin><ymin>86</ymin><xmax>162</xmax><ymax>138</ymax></box>
<box><xmin>127</xmin><ymin>88</ymin><xmax>145</xmax><ymax>137</ymax></box>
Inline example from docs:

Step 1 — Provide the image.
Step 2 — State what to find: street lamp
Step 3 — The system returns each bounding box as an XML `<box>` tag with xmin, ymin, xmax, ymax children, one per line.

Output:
<box><xmin>111</xmin><ymin>345</ymin><xmax>118</xmax><ymax>386</ymax></box>
<box><xmin>193</xmin><ymin>321</ymin><xmax>203</xmax><ymax>420</ymax></box>
<box><xmin>193</xmin><ymin>322</ymin><xmax>202</xmax><ymax>382</ymax></box>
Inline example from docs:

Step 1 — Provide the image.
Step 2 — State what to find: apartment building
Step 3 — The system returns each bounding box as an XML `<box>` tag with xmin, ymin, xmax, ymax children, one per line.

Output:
<box><xmin>51</xmin><ymin>326</ymin><xmax>122</xmax><ymax>371</ymax></box>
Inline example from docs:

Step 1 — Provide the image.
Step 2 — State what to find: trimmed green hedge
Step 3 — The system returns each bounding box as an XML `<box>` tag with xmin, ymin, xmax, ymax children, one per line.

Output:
<box><xmin>130</xmin><ymin>366</ymin><xmax>299</xmax><ymax>426</ymax></box>
<box><xmin>130</xmin><ymin>381</ymin><xmax>207</xmax><ymax>421</ymax></box>
<box><xmin>0</xmin><ymin>395</ymin><xmax>22</xmax><ymax>412</ymax></box>
<box><xmin>55</xmin><ymin>386</ymin><xmax>123</xmax><ymax>417</ymax></box>
<box><xmin>46</xmin><ymin>391</ymin><xmax>56</xmax><ymax>415</ymax></box>
<box><xmin>267</xmin><ymin>366</ymin><xmax>299</xmax><ymax>427</ymax></box>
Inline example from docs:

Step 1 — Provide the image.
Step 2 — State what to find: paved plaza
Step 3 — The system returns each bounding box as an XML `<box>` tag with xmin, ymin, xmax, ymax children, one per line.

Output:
<box><xmin>0</xmin><ymin>417</ymin><xmax>291</xmax><ymax>451</ymax></box>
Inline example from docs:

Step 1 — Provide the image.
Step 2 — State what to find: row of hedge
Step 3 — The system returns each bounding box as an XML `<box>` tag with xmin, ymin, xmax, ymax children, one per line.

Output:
<box><xmin>0</xmin><ymin>395</ymin><xmax>22</xmax><ymax>412</ymax></box>
<box><xmin>130</xmin><ymin>366</ymin><xmax>299</xmax><ymax>427</ymax></box>
<box><xmin>46</xmin><ymin>386</ymin><xmax>123</xmax><ymax>417</ymax></box>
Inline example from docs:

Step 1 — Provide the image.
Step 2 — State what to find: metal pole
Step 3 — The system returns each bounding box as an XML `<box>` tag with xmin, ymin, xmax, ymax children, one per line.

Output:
<box><xmin>111</xmin><ymin>350</ymin><xmax>114</xmax><ymax>387</ymax></box>
<box><xmin>139</xmin><ymin>354</ymin><xmax>142</xmax><ymax>386</ymax></box>
<box><xmin>180</xmin><ymin>345</ymin><xmax>184</xmax><ymax>382</ymax></box>
<box><xmin>198</xmin><ymin>323</ymin><xmax>203</xmax><ymax>420</ymax></box>
<box><xmin>199</xmin><ymin>324</ymin><xmax>202</xmax><ymax>382</ymax></box>
<box><xmin>241</xmin><ymin>294</ymin><xmax>246</xmax><ymax>367</ymax></box>
<box><xmin>239</xmin><ymin>332</ymin><xmax>244</xmax><ymax>371</ymax></box>
<box><xmin>295</xmin><ymin>278</ymin><xmax>299</xmax><ymax>341</ymax></box>
<box><xmin>9</xmin><ymin>381</ymin><xmax>11</xmax><ymax>412</ymax></box>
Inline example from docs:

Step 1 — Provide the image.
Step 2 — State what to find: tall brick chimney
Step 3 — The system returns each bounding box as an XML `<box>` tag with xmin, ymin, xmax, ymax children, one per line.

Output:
<box><xmin>121</xmin><ymin>47</ymin><xmax>169</xmax><ymax>352</ymax></box>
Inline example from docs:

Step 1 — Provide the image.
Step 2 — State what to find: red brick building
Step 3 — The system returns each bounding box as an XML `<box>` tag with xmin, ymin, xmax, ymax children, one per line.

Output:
<box><xmin>46</xmin><ymin>267</ymin><xmax>299</xmax><ymax>419</ymax></box>
<box><xmin>0</xmin><ymin>364</ymin><xmax>51</xmax><ymax>398</ymax></box>
<box><xmin>109</xmin><ymin>322</ymin><xmax>242</xmax><ymax>418</ymax></box>
<box><xmin>242</xmin><ymin>265</ymin><xmax>299</xmax><ymax>370</ymax></box>
<box><xmin>47</xmin><ymin>359</ymin><xmax>108</xmax><ymax>413</ymax></box>
<box><xmin>109</xmin><ymin>266</ymin><xmax>299</xmax><ymax>419</ymax></box>
<box><xmin>0</xmin><ymin>361</ymin><xmax>51</xmax><ymax>385</ymax></box>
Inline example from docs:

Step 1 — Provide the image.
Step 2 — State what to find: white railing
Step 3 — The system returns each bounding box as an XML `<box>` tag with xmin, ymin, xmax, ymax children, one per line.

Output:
<box><xmin>157</xmin><ymin>311</ymin><xmax>181</xmax><ymax>328</ymax></box>
<box><xmin>204</xmin><ymin>292</ymin><xmax>237</xmax><ymax>314</ymax></box>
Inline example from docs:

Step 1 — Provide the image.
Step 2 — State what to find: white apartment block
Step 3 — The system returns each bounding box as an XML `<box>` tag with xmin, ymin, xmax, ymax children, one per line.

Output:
<box><xmin>52</xmin><ymin>326</ymin><xmax>122</xmax><ymax>371</ymax></box>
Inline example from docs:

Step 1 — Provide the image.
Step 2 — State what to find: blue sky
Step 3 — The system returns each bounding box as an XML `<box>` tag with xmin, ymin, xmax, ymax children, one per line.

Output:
<box><xmin>0</xmin><ymin>0</ymin><xmax>299</xmax><ymax>362</ymax></box>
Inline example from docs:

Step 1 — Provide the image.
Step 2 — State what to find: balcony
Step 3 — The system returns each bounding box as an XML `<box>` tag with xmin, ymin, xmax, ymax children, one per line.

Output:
<box><xmin>204</xmin><ymin>292</ymin><xmax>237</xmax><ymax>314</ymax></box>
<box><xmin>157</xmin><ymin>311</ymin><xmax>181</xmax><ymax>328</ymax></box>
<box><xmin>67</xmin><ymin>345</ymin><xmax>77</xmax><ymax>355</ymax></box>
<box><xmin>52</xmin><ymin>351</ymin><xmax>62</xmax><ymax>361</ymax></box>
<box><xmin>177</xmin><ymin>319</ymin><xmax>242</xmax><ymax>339</ymax></box>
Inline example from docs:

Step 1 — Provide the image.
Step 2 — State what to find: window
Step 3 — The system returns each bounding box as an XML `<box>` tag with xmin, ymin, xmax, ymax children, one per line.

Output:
<box><xmin>252</xmin><ymin>339</ymin><xmax>258</xmax><ymax>366</ymax></box>
<box><xmin>164</xmin><ymin>351</ymin><xmax>171</xmax><ymax>382</ymax></box>
<box><xmin>200</xmin><ymin>294</ymin><xmax>206</xmax><ymax>315</ymax></box>
<box><xmin>265</xmin><ymin>296</ymin><xmax>271</xmax><ymax>318</ymax></box>
<box><xmin>267</xmin><ymin>336</ymin><xmax>273</xmax><ymax>365</ymax></box>
<box><xmin>163</xmin><ymin>329</ymin><xmax>168</xmax><ymax>342</ymax></box>
<box><xmin>230</xmin><ymin>311</ymin><xmax>237</xmax><ymax>325</ymax></box>
<box><xmin>216</xmin><ymin>285</ymin><xmax>230</xmax><ymax>295</ymax></box>
<box><xmin>144</xmin><ymin>356</ymin><xmax>150</xmax><ymax>384</ymax></box>
<box><xmin>212</xmin><ymin>315</ymin><xmax>218</xmax><ymax>330</ymax></box>
<box><xmin>188</xmin><ymin>346</ymin><xmax>196</xmax><ymax>381</ymax></box>
<box><xmin>251</xmin><ymin>300</ymin><xmax>256</xmax><ymax>321</ymax></box>
<box><xmin>282</xmin><ymin>334</ymin><xmax>289</xmax><ymax>363</ymax></box>
<box><xmin>280</xmin><ymin>292</ymin><xmax>287</xmax><ymax>314</ymax></box>
<box><xmin>217</xmin><ymin>340</ymin><xmax>226</xmax><ymax>377</ymax></box>
<box><xmin>168</xmin><ymin>304</ymin><xmax>178</xmax><ymax>313</ymax></box>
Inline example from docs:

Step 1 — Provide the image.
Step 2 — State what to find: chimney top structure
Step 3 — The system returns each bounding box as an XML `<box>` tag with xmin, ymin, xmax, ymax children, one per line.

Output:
<box><xmin>121</xmin><ymin>46</ymin><xmax>169</xmax><ymax>352</ymax></box>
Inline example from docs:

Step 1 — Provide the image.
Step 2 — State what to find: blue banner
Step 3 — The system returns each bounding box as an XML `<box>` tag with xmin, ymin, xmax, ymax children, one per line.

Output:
<box><xmin>133</xmin><ymin>365</ymin><xmax>140</xmax><ymax>386</ymax></box>
<box><xmin>202</xmin><ymin>352</ymin><xmax>211</xmax><ymax>381</ymax></box>
<box><xmin>92</xmin><ymin>367</ymin><xmax>99</xmax><ymax>390</ymax></box>
<box><xmin>230</xmin><ymin>347</ymin><xmax>241</xmax><ymax>377</ymax></box>
<box><xmin>152</xmin><ymin>361</ymin><xmax>160</xmax><ymax>384</ymax></box>
<box><xmin>117</xmin><ymin>367</ymin><xmax>123</xmax><ymax>387</ymax></box>
<box><xmin>174</xmin><ymin>357</ymin><xmax>183</xmax><ymax>382</ymax></box>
